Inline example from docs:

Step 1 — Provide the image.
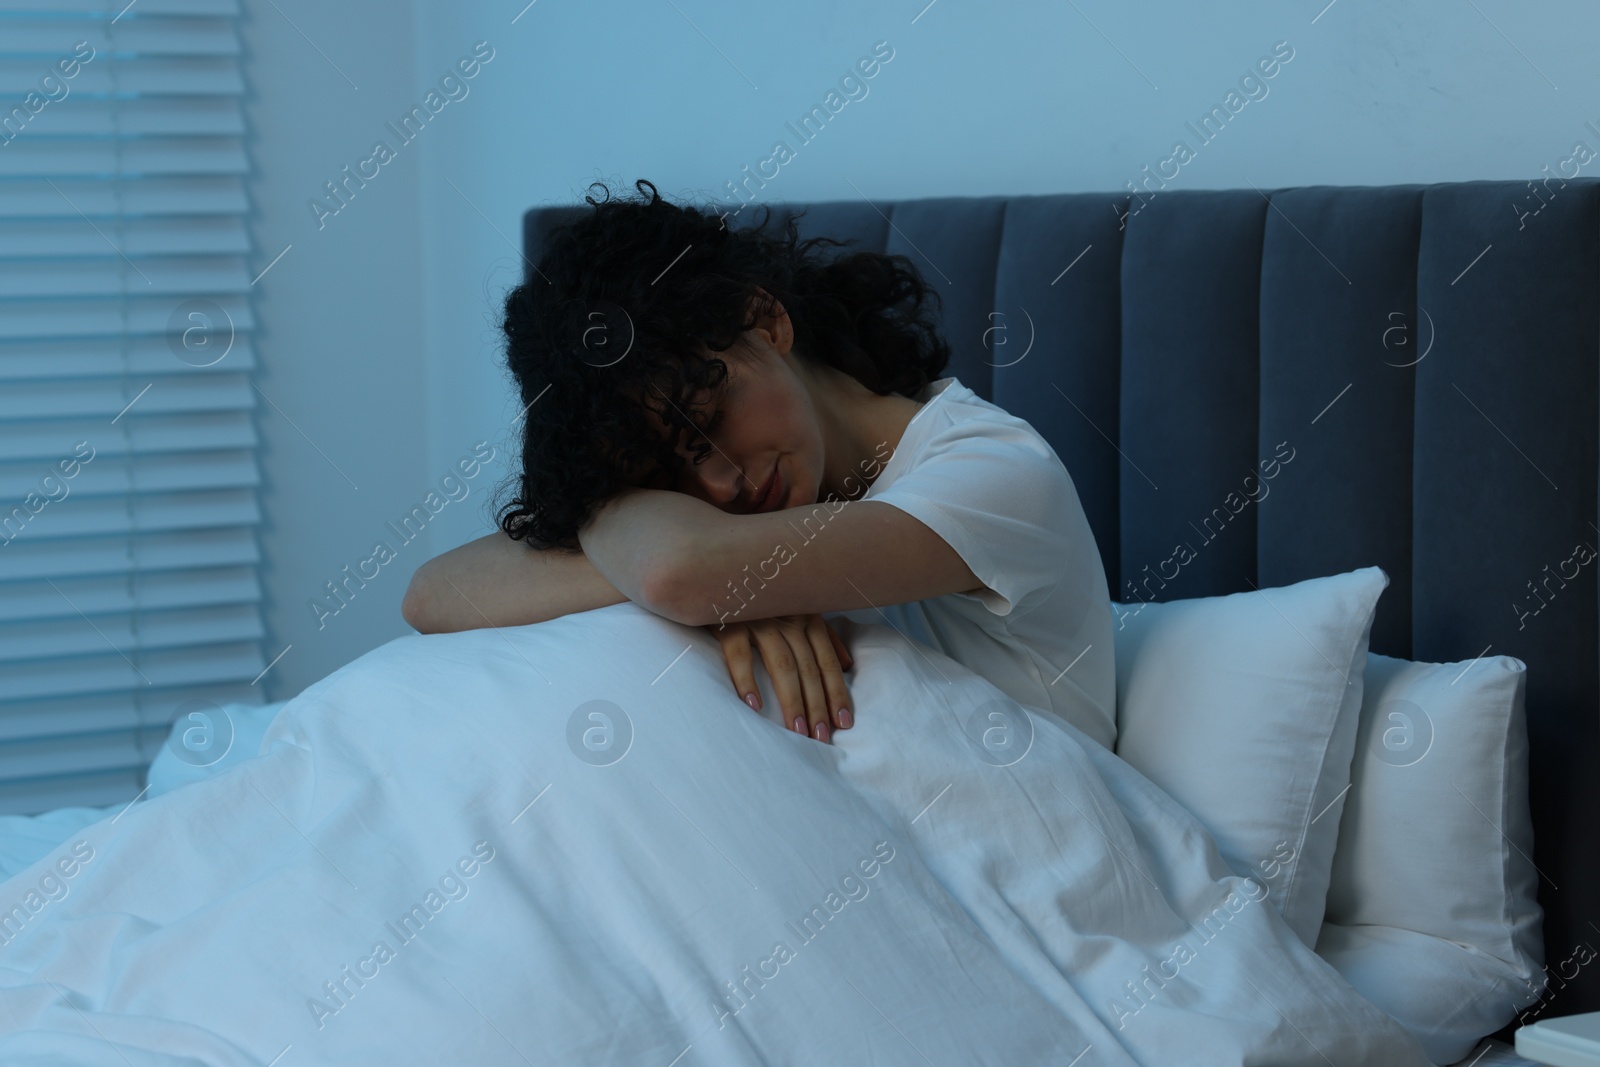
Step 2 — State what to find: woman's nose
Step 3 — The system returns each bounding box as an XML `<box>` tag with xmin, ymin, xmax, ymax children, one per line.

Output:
<box><xmin>692</xmin><ymin>453</ymin><xmax>745</xmax><ymax>510</ymax></box>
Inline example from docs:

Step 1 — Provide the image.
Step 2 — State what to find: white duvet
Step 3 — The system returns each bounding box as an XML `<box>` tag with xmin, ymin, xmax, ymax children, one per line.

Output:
<box><xmin>0</xmin><ymin>603</ymin><xmax>1430</xmax><ymax>1066</ymax></box>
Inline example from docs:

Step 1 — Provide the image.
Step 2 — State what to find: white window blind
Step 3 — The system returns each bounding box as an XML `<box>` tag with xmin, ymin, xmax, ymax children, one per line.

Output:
<box><xmin>0</xmin><ymin>0</ymin><xmax>266</xmax><ymax>814</ymax></box>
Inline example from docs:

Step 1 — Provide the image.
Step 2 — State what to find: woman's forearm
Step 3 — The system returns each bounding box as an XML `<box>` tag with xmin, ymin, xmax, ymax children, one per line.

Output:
<box><xmin>401</xmin><ymin>530</ymin><xmax>631</xmax><ymax>634</ymax></box>
<box><xmin>576</xmin><ymin>486</ymin><xmax>715</xmax><ymax>612</ymax></box>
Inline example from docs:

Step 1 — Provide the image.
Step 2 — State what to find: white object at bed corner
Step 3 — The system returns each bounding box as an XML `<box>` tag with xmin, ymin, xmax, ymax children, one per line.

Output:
<box><xmin>1517</xmin><ymin>1012</ymin><xmax>1600</xmax><ymax>1066</ymax></box>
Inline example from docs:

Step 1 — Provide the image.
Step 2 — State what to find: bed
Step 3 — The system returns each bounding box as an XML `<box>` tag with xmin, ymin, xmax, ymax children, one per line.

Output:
<box><xmin>0</xmin><ymin>179</ymin><xmax>1590</xmax><ymax>1065</ymax></box>
<box><xmin>530</xmin><ymin>178</ymin><xmax>1599</xmax><ymax>1034</ymax></box>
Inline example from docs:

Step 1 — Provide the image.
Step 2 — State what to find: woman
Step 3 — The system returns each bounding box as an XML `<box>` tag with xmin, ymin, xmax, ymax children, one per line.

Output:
<box><xmin>403</xmin><ymin>179</ymin><xmax>1116</xmax><ymax>752</ymax></box>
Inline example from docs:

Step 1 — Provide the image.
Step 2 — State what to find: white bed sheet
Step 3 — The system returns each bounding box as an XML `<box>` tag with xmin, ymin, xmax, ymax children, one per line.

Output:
<box><xmin>0</xmin><ymin>603</ymin><xmax>1438</xmax><ymax>1065</ymax></box>
<box><xmin>0</xmin><ymin>806</ymin><xmax>117</xmax><ymax>884</ymax></box>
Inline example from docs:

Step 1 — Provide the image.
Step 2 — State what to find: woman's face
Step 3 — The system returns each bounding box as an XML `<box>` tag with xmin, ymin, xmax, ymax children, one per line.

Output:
<box><xmin>661</xmin><ymin>341</ymin><xmax>823</xmax><ymax>515</ymax></box>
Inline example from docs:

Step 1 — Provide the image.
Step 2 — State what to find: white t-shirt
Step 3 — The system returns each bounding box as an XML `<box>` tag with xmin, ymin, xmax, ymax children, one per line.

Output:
<box><xmin>826</xmin><ymin>376</ymin><xmax>1117</xmax><ymax>750</ymax></box>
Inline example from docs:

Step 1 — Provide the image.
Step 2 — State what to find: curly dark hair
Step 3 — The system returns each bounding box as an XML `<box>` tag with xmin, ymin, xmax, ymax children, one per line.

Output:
<box><xmin>493</xmin><ymin>178</ymin><xmax>952</xmax><ymax>551</ymax></box>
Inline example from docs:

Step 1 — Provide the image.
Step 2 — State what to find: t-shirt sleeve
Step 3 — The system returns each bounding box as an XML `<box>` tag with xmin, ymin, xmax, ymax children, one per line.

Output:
<box><xmin>866</xmin><ymin>412</ymin><xmax>1083</xmax><ymax>617</ymax></box>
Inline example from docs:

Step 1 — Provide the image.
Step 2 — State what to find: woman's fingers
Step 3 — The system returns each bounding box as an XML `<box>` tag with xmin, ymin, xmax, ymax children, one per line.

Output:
<box><xmin>825</xmin><ymin>619</ymin><xmax>854</xmax><ymax>671</ymax></box>
<box><xmin>707</xmin><ymin>616</ymin><xmax>853</xmax><ymax>743</ymax></box>
<box><xmin>708</xmin><ymin>623</ymin><xmax>761</xmax><ymax>711</ymax></box>
<box><xmin>808</xmin><ymin>615</ymin><xmax>854</xmax><ymax>732</ymax></box>
<box><xmin>749</xmin><ymin>620</ymin><xmax>813</xmax><ymax>739</ymax></box>
<box><xmin>751</xmin><ymin>617</ymin><xmax>831</xmax><ymax>742</ymax></box>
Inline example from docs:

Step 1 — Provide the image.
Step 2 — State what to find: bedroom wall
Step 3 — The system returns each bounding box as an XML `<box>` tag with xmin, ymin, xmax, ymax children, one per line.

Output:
<box><xmin>245</xmin><ymin>0</ymin><xmax>1599</xmax><ymax>698</ymax></box>
<box><xmin>240</xmin><ymin>2</ymin><xmax>431</xmax><ymax>700</ymax></box>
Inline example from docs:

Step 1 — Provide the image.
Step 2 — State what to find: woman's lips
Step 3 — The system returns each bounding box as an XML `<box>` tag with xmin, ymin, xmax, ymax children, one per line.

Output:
<box><xmin>756</xmin><ymin>464</ymin><xmax>783</xmax><ymax>512</ymax></box>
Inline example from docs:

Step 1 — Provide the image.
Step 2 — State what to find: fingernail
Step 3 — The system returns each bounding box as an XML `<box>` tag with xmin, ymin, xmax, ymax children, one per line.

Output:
<box><xmin>814</xmin><ymin>721</ymin><xmax>831</xmax><ymax>743</ymax></box>
<box><xmin>745</xmin><ymin>692</ymin><xmax>760</xmax><ymax>711</ymax></box>
<box><xmin>792</xmin><ymin>714</ymin><xmax>807</xmax><ymax>734</ymax></box>
<box><xmin>837</xmin><ymin>706</ymin><xmax>853</xmax><ymax>729</ymax></box>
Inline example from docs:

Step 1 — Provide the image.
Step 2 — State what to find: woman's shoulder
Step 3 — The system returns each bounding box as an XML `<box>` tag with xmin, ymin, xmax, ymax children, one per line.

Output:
<box><xmin>908</xmin><ymin>377</ymin><xmax>1063</xmax><ymax>466</ymax></box>
<box><xmin>868</xmin><ymin>382</ymin><xmax>1083</xmax><ymax>526</ymax></box>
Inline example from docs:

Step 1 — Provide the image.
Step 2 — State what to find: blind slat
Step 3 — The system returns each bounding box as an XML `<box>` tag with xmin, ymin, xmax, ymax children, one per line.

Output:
<box><xmin>0</xmin><ymin>338</ymin><xmax>255</xmax><ymax>381</ymax></box>
<box><xmin>0</xmin><ymin>98</ymin><xmax>243</xmax><ymax>138</ymax></box>
<box><xmin>0</xmin><ymin>293</ymin><xmax>254</xmax><ymax>340</ymax></box>
<box><xmin>0</xmin><ymin>450</ymin><xmax>261</xmax><ymax>499</ymax></box>
<box><xmin>0</xmin><ymin>410</ymin><xmax>255</xmax><ymax>461</ymax></box>
<box><xmin>0</xmin><ymin>526</ymin><xmax>258</xmax><ymax>582</ymax></box>
<box><xmin>0</xmin><ymin>728</ymin><xmax>170</xmax><ymax>790</ymax></box>
<box><xmin>0</xmin><ymin>640</ymin><xmax>267</xmax><ymax>703</ymax></box>
<box><xmin>0</xmin><ymin>372</ymin><xmax>252</xmax><ymax>418</ymax></box>
<box><xmin>0</xmin><ymin>566</ymin><xmax>261</xmax><ymax>623</ymax></box>
<box><xmin>0</xmin><ymin>260</ymin><xmax>248</xmax><ymax>302</ymax></box>
<box><xmin>0</xmin><ymin>57</ymin><xmax>242</xmax><ymax>95</ymax></box>
<box><xmin>0</xmin><ymin>18</ymin><xmax>239</xmax><ymax>56</ymax></box>
<box><xmin>0</xmin><ymin>768</ymin><xmax>141</xmax><ymax>816</ymax></box>
<box><xmin>0</xmin><ymin>0</ymin><xmax>238</xmax><ymax>14</ymax></box>
<box><xmin>0</xmin><ymin>603</ymin><xmax>264</xmax><ymax>666</ymax></box>
<box><xmin>0</xmin><ymin>215</ymin><xmax>249</xmax><ymax>258</ymax></box>
<box><xmin>0</xmin><ymin>137</ymin><xmax>246</xmax><ymax>178</ymax></box>
<box><xmin>0</xmin><ymin>681</ymin><xmax>265</xmax><ymax>746</ymax></box>
<box><xmin>0</xmin><ymin>176</ymin><xmax>246</xmax><ymax>219</ymax></box>
<box><xmin>0</xmin><ymin>488</ymin><xmax>261</xmax><ymax>541</ymax></box>
<box><xmin>0</xmin><ymin>257</ymin><xmax>249</xmax><ymax>298</ymax></box>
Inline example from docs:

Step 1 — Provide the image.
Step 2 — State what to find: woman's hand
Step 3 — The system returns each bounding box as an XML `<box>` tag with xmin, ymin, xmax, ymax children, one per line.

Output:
<box><xmin>707</xmin><ymin>614</ymin><xmax>855</xmax><ymax>743</ymax></box>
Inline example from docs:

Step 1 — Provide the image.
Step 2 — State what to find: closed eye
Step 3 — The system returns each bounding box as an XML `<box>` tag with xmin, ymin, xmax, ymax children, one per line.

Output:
<box><xmin>690</xmin><ymin>408</ymin><xmax>726</xmax><ymax>466</ymax></box>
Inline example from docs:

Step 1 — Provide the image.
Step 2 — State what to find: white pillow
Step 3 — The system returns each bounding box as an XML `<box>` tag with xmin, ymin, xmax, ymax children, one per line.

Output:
<box><xmin>1318</xmin><ymin>651</ymin><xmax>1543</xmax><ymax>1064</ymax></box>
<box><xmin>1315</xmin><ymin>925</ymin><xmax>1537</xmax><ymax>1066</ymax></box>
<box><xmin>1111</xmin><ymin>566</ymin><xmax>1387</xmax><ymax>948</ymax></box>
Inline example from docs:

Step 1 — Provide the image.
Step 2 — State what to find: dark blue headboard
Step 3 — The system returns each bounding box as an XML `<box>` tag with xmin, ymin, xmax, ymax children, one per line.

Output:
<box><xmin>526</xmin><ymin>180</ymin><xmax>1600</xmax><ymax>1013</ymax></box>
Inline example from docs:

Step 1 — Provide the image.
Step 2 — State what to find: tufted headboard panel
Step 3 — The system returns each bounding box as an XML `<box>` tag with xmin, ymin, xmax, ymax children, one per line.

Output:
<box><xmin>526</xmin><ymin>179</ymin><xmax>1600</xmax><ymax>1014</ymax></box>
